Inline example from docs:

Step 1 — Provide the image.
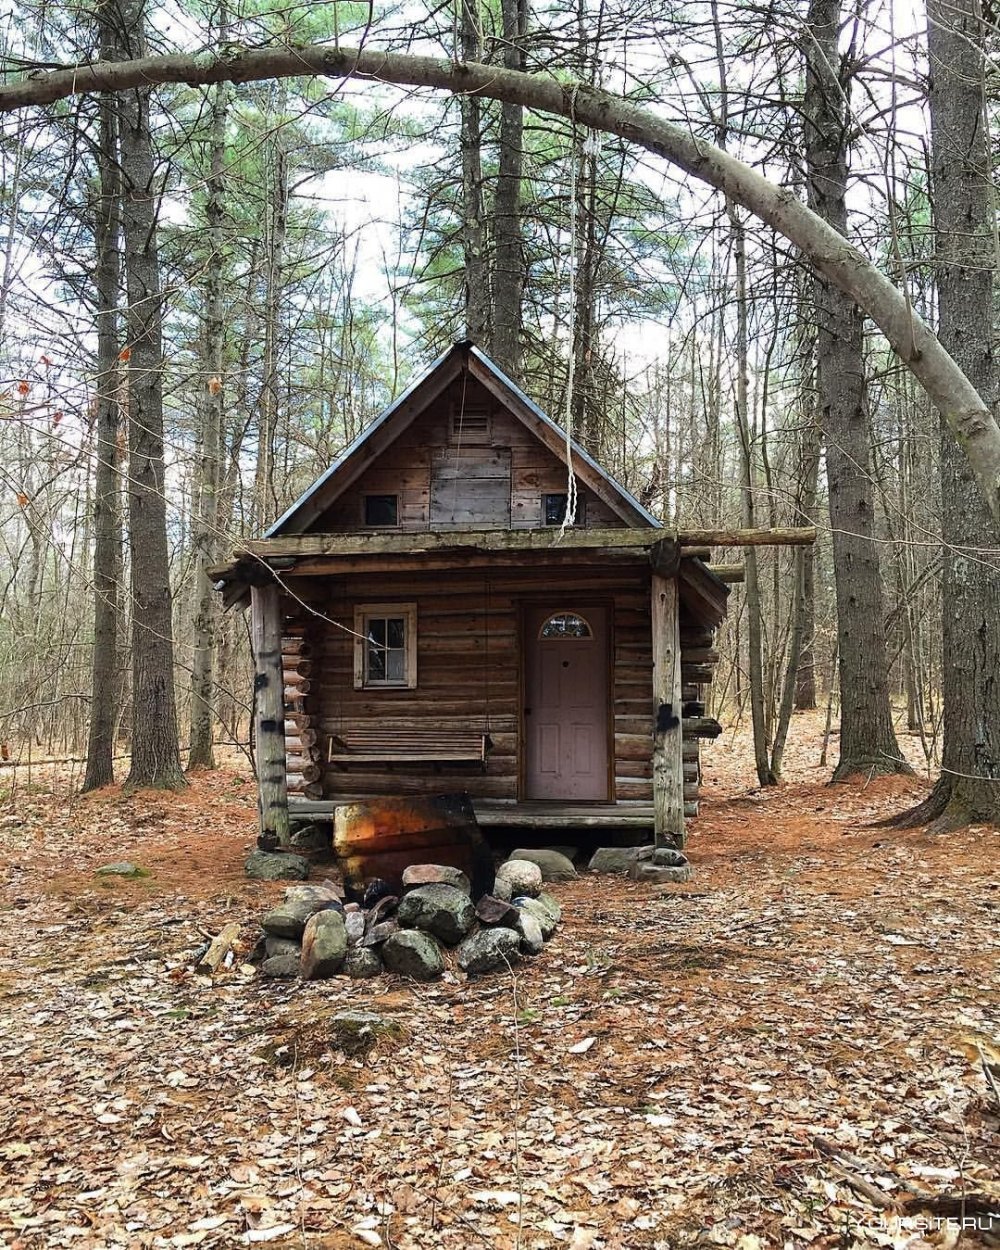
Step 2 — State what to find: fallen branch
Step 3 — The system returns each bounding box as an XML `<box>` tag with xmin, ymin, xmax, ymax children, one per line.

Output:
<box><xmin>195</xmin><ymin>922</ymin><xmax>241</xmax><ymax>975</ymax></box>
<box><xmin>812</xmin><ymin>1137</ymin><xmax>900</xmax><ymax>1210</ymax></box>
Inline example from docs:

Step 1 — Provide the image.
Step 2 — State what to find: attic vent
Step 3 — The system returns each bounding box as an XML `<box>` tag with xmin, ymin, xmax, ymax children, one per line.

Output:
<box><xmin>452</xmin><ymin>406</ymin><xmax>490</xmax><ymax>441</ymax></box>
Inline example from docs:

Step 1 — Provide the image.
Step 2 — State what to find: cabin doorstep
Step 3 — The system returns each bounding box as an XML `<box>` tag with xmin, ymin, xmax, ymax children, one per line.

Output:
<box><xmin>214</xmin><ymin>341</ymin><xmax>729</xmax><ymax>849</ymax></box>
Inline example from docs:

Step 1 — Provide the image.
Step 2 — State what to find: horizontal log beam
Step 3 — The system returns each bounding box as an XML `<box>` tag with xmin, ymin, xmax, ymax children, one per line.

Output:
<box><xmin>678</xmin><ymin>527</ymin><xmax>816</xmax><ymax>547</ymax></box>
<box><xmin>231</xmin><ymin>527</ymin><xmax>674</xmax><ymax>562</ymax></box>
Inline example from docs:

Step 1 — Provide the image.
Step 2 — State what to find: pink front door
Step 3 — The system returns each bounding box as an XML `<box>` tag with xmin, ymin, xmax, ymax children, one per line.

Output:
<box><xmin>525</xmin><ymin>607</ymin><xmax>609</xmax><ymax>801</ymax></box>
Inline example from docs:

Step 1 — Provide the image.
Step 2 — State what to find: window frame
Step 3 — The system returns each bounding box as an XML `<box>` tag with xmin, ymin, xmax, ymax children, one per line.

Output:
<box><xmin>542</xmin><ymin>492</ymin><xmax>585</xmax><ymax>526</ymax></box>
<box><xmin>362</xmin><ymin>492</ymin><xmax>401</xmax><ymax>528</ymax></box>
<box><xmin>538</xmin><ymin>611</ymin><xmax>594</xmax><ymax>640</ymax></box>
<box><xmin>353</xmin><ymin>603</ymin><xmax>418</xmax><ymax>689</ymax></box>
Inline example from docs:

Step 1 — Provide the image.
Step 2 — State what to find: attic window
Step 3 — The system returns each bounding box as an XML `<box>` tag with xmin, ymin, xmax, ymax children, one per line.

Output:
<box><xmin>363</xmin><ymin>494</ymin><xmax>399</xmax><ymax>527</ymax></box>
<box><xmin>452</xmin><ymin>405</ymin><xmax>490</xmax><ymax>441</ymax></box>
<box><xmin>544</xmin><ymin>493</ymin><xmax>585</xmax><ymax>526</ymax></box>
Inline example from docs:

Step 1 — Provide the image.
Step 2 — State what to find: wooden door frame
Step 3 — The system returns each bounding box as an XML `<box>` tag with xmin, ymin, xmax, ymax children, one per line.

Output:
<box><xmin>516</xmin><ymin>596</ymin><xmax>615</xmax><ymax>803</ymax></box>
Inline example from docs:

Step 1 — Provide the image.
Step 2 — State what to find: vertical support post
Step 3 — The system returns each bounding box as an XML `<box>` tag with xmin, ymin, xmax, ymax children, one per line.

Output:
<box><xmin>251</xmin><ymin>581</ymin><xmax>290</xmax><ymax>848</ymax></box>
<box><xmin>652</xmin><ymin>572</ymin><xmax>685</xmax><ymax>848</ymax></box>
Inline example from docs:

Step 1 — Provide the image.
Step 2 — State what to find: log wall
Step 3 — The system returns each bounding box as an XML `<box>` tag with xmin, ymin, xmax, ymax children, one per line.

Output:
<box><xmin>278</xmin><ymin>564</ymin><xmax>723</xmax><ymax>819</ymax></box>
<box><xmin>280</xmin><ymin>566</ymin><xmax>660</xmax><ymax>804</ymax></box>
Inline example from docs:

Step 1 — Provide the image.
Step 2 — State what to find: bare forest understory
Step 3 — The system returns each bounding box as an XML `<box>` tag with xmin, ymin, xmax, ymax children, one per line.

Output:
<box><xmin>0</xmin><ymin>712</ymin><xmax>997</xmax><ymax>1250</ymax></box>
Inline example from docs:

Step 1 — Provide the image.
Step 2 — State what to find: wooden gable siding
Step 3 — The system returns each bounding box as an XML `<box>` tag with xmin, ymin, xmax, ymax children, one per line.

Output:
<box><xmin>312</xmin><ymin>375</ymin><xmax>624</xmax><ymax>533</ymax></box>
<box><xmin>280</xmin><ymin>565</ymin><xmax>655</xmax><ymax>805</ymax></box>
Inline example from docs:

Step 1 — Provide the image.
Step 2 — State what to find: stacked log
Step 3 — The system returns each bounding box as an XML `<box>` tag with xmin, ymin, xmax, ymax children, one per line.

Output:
<box><xmin>678</xmin><ymin>615</ymin><xmax>723</xmax><ymax>818</ymax></box>
<box><xmin>282</xmin><ymin>626</ymin><xmax>322</xmax><ymax>801</ymax></box>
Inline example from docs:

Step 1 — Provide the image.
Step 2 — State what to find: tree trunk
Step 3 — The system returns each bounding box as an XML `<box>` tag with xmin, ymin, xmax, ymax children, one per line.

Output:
<box><xmin>83</xmin><ymin>17</ymin><xmax>123</xmax><ymax>794</ymax></box>
<box><xmin>794</xmin><ymin>413</ymin><xmax>820</xmax><ymax>710</ymax></box>
<box><xmin>254</xmin><ymin>128</ymin><xmax>287</xmax><ymax>529</ymax></box>
<box><xmin>912</xmin><ymin>0</ymin><xmax>1000</xmax><ymax>830</ymax></box>
<box><xmin>118</xmin><ymin>0</ymin><xmax>185</xmax><ymax>791</ymax></box>
<box><xmin>731</xmin><ymin>207</ymin><xmax>774</xmax><ymax>787</ymax></box>
<box><xmin>803</xmin><ymin>0</ymin><xmax>910</xmax><ymax>780</ymax></box>
<box><xmin>771</xmin><ymin>404</ymin><xmax>821</xmax><ymax>776</ymax></box>
<box><xmin>459</xmin><ymin>0</ymin><xmax>489</xmax><ymax>344</ymax></box>
<box><xmin>188</xmin><ymin>74</ymin><xmax>228</xmax><ymax>771</ymax></box>
<box><xmin>491</xmin><ymin>0</ymin><xmax>526</xmax><ymax>379</ymax></box>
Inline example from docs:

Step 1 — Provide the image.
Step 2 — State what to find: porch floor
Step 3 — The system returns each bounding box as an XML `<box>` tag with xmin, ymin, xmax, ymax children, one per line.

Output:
<box><xmin>288</xmin><ymin>797</ymin><xmax>654</xmax><ymax>831</ymax></box>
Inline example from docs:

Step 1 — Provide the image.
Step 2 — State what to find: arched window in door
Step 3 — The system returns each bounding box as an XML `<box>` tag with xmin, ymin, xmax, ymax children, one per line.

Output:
<box><xmin>539</xmin><ymin>612</ymin><xmax>593</xmax><ymax>640</ymax></box>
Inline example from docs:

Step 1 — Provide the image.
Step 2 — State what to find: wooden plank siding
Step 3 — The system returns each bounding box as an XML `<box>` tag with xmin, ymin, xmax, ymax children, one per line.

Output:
<box><xmin>313</xmin><ymin>374</ymin><xmax>624</xmax><ymax>534</ymax></box>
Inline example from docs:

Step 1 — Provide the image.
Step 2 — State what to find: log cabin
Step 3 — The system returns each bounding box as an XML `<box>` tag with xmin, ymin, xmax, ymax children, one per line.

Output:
<box><xmin>213</xmin><ymin>341</ymin><xmax>809</xmax><ymax>849</ymax></box>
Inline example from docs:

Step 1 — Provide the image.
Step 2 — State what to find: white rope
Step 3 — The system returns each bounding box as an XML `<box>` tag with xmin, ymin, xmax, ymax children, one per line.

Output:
<box><xmin>558</xmin><ymin>90</ymin><xmax>580</xmax><ymax>541</ymax></box>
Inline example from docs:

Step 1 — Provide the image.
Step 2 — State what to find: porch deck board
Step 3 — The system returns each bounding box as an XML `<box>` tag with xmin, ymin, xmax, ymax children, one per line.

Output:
<box><xmin>287</xmin><ymin>797</ymin><xmax>654</xmax><ymax>830</ymax></box>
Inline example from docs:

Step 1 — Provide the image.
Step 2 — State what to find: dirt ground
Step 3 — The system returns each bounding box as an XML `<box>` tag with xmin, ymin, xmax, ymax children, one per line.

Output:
<box><xmin>0</xmin><ymin>713</ymin><xmax>997</xmax><ymax>1249</ymax></box>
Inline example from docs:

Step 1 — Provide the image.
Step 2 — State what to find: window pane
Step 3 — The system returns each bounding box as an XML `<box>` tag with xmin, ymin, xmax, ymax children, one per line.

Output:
<box><xmin>387</xmin><ymin>617</ymin><xmax>406</xmax><ymax>648</ymax></box>
<box><xmin>386</xmin><ymin>649</ymin><xmax>405</xmax><ymax>682</ymax></box>
<box><xmin>367</xmin><ymin>618</ymin><xmax>386</xmax><ymax>647</ymax></box>
<box><xmin>367</xmin><ymin>644</ymin><xmax>386</xmax><ymax>680</ymax></box>
<box><xmin>544</xmin><ymin>493</ymin><xmax>568</xmax><ymax>525</ymax></box>
<box><xmin>540</xmin><ymin>612</ymin><xmax>592</xmax><ymax>639</ymax></box>
<box><xmin>364</xmin><ymin>494</ymin><xmax>398</xmax><ymax>526</ymax></box>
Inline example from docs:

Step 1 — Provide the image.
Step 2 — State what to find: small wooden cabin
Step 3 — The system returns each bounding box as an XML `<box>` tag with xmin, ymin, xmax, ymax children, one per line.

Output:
<box><xmin>216</xmin><ymin>342</ymin><xmax>733</xmax><ymax>848</ymax></box>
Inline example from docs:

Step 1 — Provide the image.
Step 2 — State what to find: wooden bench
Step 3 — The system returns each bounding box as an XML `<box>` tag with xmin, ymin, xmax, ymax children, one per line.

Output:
<box><xmin>328</xmin><ymin>728</ymin><xmax>491</xmax><ymax>770</ymax></box>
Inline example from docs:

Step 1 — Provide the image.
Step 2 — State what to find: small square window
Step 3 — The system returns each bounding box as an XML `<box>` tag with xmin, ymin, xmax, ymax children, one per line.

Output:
<box><xmin>544</xmin><ymin>493</ymin><xmax>584</xmax><ymax>525</ymax></box>
<box><xmin>353</xmin><ymin>603</ymin><xmax>417</xmax><ymax>689</ymax></box>
<box><xmin>364</xmin><ymin>494</ymin><xmax>399</xmax><ymax>526</ymax></box>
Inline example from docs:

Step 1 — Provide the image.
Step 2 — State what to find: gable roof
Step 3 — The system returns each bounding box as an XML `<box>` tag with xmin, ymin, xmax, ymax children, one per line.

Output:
<box><xmin>265</xmin><ymin>340</ymin><xmax>661</xmax><ymax>536</ymax></box>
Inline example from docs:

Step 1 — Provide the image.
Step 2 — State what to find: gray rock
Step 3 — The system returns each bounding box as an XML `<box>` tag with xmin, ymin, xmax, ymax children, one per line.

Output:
<box><xmin>495</xmin><ymin>859</ymin><xmax>543</xmax><ymax>899</ymax></box>
<box><xmin>95</xmin><ymin>861</ymin><xmax>148</xmax><ymax>878</ymax></box>
<box><xmin>283</xmin><ymin>881</ymin><xmax>343</xmax><ymax>908</ymax></box>
<box><xmin>289</xmin><ymin>823</ymin><xmax>329</xmax><ymax>852</ymax></box>
<box><xmin>344</xmin><ymin>947</ymin><xmax>383</xmax><ymax>979</ymax></box>
<box><xmin>543</xmin><ymin>845</ymin><xmax>579</xmax><ymax>862</ymax></box>
<box><xmin>382</xmin><ymin>930</ymin><xmax>444</xmax><ymax>980</ymax></box>
<box><xmin>329</xmin><ymin>1009</ymin><xmax>402</xmax><ymax>1055</ymax></box>
<box><xmin>264</xmin><ymin>935</ymin><xmax>302</xmax><ymax>959</ymax></box>
<box><xmin>514</xmin><ymin>892</ymin><xmax>560</xmax><ymax>940</ymax></box>
<box><xmin>491</xmin><ymin>875</ymin><xmax>514</xmax><ymax>903</ymax></box>
<box><xmin>397</xmin><ymin>883</ymin><xmax>475</xmax><ymax>944</ymax></box>
<box><xmin>476</xmin><ymin>894</ymin><xmax>520</xmax><ymax>927</ymax></box>
<box><xmin>245</xmin><ymin>851</ymin><xmax>310</xmax><ymax>881</ymax></box>
<box><xmin>536</xmin><ymin>891</ymin><xmax>562</xmax><ymax>926</ymax></box>
<box><xmin>457</xmin><ymin>927</ymin><xmax>522</xmax><ymax>975</ymax></box>
<box><xmin>301</xmin><ymin>909</ymin><xmax>348</xmax><ymax>979</ymax></box>
<box><xmin>515</xmin><ymin>911</ymin><xmax>545</xmax><ymax>956</ymax></box>
<box><xmin>628</xmin><ymin>860</ymin><xmax>693</xmax><ymax>885</ymax></box>
<box><xmin>262</xmin><ymin>896</ymin><xmax>339</xmax><ymax>940</ymax></box>
<box><xmin>344</xmin><ymin>912</ymin><xmax>367</xmax><ymax>946</ymax></box>
<box><xmin>260</xmin><ymin>953</ymin><xmax>300</xmax><ymax>979</ymax></box>
<box><xmin>588</xmin><ymin>846</ymin><xmax>649</xmax><ymax>874</ymax></box>
<box><xmin>509</xmin><ymin>848</ymin><xmax>578</xmax><ymax>882</ymax></box>
<box><xmin>639</xmin><ymin>846</ymin><xmax>688</xmax><ymax>868</ymax></box>
<box><xmin>402</xmin><ymin>863</ymin><xmax>472</xmax><ymax>895</ymax></box>
<box><xmin>360</xmin><ymin>919</ymin><xmax>400</xmax><ymax>948</ymax></box>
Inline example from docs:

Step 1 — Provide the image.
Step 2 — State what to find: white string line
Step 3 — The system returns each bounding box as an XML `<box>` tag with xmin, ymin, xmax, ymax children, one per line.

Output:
<box><xmin>557</xmin><ymin>88</ymin><xmax>578</xmax><ymax>542</ymax></box>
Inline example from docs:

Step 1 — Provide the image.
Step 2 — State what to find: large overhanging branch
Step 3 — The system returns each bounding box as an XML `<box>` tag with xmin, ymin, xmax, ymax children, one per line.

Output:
<box><xmin>3</xmin><ymin>44</ymin><xmax>1000</xmax><ymax>524</ymax></box>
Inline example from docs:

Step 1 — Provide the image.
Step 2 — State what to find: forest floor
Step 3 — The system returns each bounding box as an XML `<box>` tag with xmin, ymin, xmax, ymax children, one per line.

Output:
<box><xmin>0</xmin><ymin>712</ymin><xmax>997</xmax><ymax>1250</ymax></box>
